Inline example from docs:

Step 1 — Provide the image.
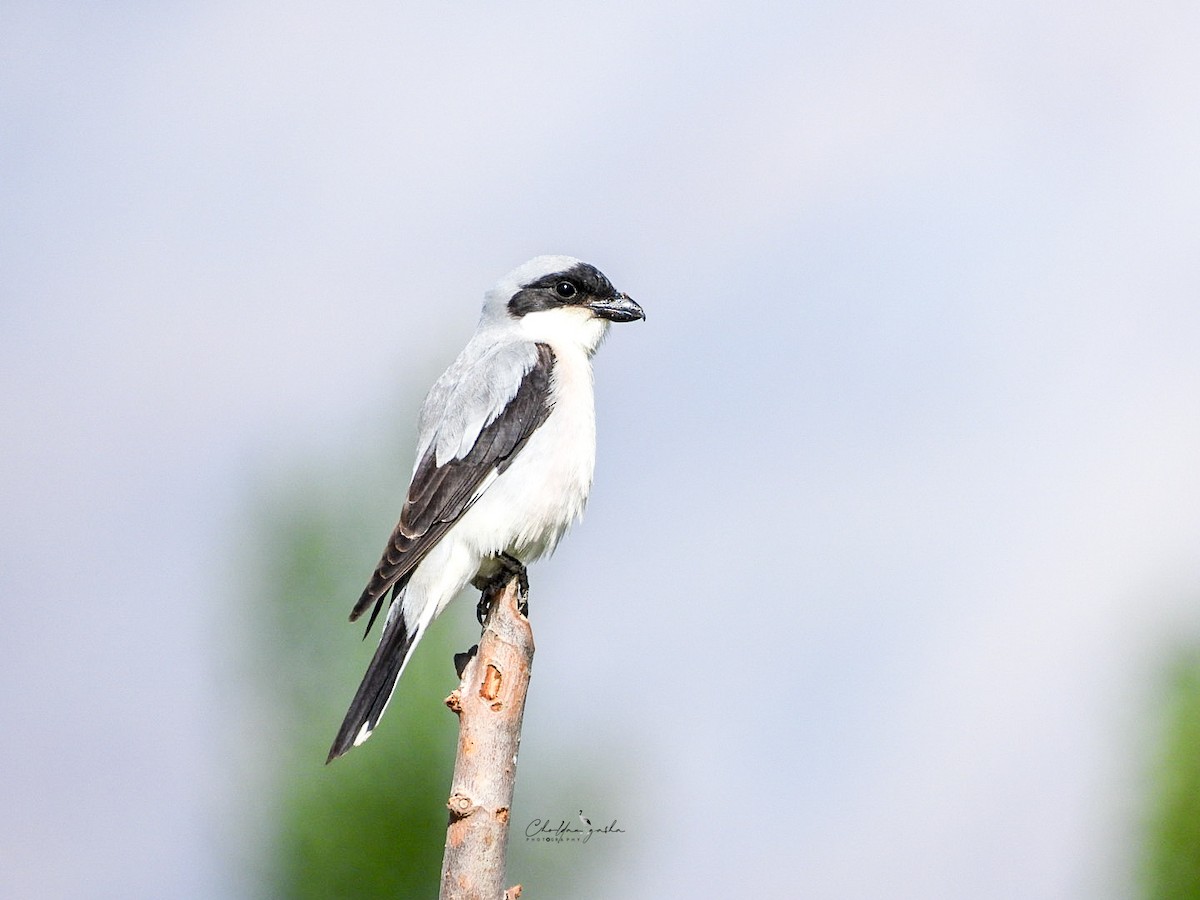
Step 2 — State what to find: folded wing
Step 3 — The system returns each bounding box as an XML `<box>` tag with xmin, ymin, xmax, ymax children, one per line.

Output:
<box><xmin>350</xmin><ymin>342</ymin><xmax>556</xmax><ymax>634</ymax></box>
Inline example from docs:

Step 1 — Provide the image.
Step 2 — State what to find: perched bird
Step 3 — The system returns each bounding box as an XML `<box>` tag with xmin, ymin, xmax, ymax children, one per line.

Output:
<box><xmin>578</xmin><ymin>810</ymin><xmax>593</xmax><ymax>829</ymax></box>
<box><xmin>328</xmin><ymin>256</ymin><xmax>643</xmax><ymax>762</ymax></box>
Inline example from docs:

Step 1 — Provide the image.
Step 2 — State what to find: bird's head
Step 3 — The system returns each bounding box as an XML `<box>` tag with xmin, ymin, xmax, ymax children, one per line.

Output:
<box><xmin>481</xmin><ymin>255</ymin><xmax>644</xmax><ymax>353</ymax></box>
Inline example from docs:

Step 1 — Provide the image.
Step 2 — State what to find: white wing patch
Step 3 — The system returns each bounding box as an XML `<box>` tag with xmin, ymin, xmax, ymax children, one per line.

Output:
<box><xmin>470</xmin><ymin>468</ymin><xmax>500</xmax><ymax>502</ymax></box>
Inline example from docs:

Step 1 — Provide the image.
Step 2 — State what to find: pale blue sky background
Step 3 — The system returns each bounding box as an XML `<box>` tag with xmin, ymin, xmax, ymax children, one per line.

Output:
<box><xmin>3</xmin><ymin>2</ymin><xmax>1200</xmax><ymax>897</ymax></box>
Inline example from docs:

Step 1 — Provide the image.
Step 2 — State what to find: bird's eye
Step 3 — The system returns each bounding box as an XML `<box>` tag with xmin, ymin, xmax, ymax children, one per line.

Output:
<box><xmin>555</xmin><ymin>281</ymin><xmax>577</xmax><ymax>299</ymax></box>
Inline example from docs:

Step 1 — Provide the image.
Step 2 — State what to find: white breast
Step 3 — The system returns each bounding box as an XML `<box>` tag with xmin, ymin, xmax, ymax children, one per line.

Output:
<box><xmin>456</xmin><ymin>340</ymin><xmax>597</xmax><ymax>564</ymax></box>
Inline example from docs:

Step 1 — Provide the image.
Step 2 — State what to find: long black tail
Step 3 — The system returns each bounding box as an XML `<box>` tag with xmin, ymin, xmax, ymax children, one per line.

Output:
<box><xmin>327</xmin><ymin>604</ymin><xmax>419</xmax><ymax>763</ymax></box>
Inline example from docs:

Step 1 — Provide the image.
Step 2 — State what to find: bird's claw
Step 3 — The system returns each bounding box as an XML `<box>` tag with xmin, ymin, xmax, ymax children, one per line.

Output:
<box><xmin>474</xmin><ymin>553</ymin><xmax>530</xmax><ymax>624</ymax></box>
<box><xmin>475</xmin><ymin>592</ymin><xmax>492</xmax><ymax>626</ymax></box>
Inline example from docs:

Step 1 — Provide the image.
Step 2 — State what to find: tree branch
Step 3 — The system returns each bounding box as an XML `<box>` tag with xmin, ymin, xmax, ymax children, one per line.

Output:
<box><xmin>439</xmin><ymin>575</ymin><xmax>533</xmax><ymax>900</ymax></box>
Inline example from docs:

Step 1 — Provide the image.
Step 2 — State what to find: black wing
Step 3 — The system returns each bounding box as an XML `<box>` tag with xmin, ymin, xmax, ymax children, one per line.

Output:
<box><xmin>350</xmin><ymin>342</ymin><xmax>556</xmax><ymax>634</ymax></box>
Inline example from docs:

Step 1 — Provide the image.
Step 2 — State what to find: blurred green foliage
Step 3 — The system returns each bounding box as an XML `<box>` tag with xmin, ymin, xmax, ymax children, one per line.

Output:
<box><xmin>252</xmin><ymin>451</ymin><xmax>466</xmax><ymax>898</ymax></box>
<box><xmin>244</xmin><ymin>416</ymin><xmax>605</xmax><ymax>898</ymax></box>
<box><xmin>1143</xmin><ymin>646</ymin><xmax>1200</xmax><ymax>900</ymax></box>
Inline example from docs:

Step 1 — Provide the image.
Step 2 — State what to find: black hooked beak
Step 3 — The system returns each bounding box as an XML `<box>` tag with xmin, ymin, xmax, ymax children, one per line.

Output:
<box><xmin>587</xmin><ymin>291</ymin><xmax>645</xmax><ymax>323</ymax></box>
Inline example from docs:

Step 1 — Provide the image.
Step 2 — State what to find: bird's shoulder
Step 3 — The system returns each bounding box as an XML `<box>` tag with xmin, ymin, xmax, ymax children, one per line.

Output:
<box><xmin>417</xmin><ymin>335</ymin><xmax>556</xmax><ymax>467</ymax></box>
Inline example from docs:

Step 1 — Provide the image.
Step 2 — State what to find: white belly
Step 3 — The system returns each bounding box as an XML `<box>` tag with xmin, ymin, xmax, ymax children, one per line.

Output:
<box><xmin>459</xmin><ymin>344</ymin><xmax>596</xmax><ymax>562</ymax></box>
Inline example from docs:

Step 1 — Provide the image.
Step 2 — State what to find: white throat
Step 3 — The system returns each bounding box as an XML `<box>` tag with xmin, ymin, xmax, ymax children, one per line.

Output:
<box><xmin>516</xmin><ymin>307</ymin><xmax>610</xmax><ymax>356</ymax></box>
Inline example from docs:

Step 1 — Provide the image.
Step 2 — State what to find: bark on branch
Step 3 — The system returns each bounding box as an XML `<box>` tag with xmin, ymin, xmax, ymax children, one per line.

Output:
<box><xmin>439</xmin><ymin>576</ymin><xmax>533</xmax><ymax>900</ymax></box>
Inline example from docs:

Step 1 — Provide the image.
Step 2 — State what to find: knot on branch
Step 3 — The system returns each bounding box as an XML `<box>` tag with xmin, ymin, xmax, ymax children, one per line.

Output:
<box><xmin>446</xmin><ymin>792</ymin><xmax>478</xmax><ymax>820</ymax></box>
<box><xmin>444</xmin><ymin>689</ymin><xmax>462</xmax><ymax>714</ymax></box>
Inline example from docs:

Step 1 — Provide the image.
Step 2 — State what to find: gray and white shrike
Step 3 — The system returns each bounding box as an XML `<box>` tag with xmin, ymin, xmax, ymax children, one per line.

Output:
<box><xmin>328</xmin><ymin>256</ymin><xmax>643</xmax><ymax>762</ymax></box>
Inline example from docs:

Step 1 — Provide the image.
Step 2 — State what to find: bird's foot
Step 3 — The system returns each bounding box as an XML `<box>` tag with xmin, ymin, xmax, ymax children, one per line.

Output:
<box><xmin>473</xmin><ymin>553</ymin><xmax>530</xmax><ymax>624</ymax></box>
